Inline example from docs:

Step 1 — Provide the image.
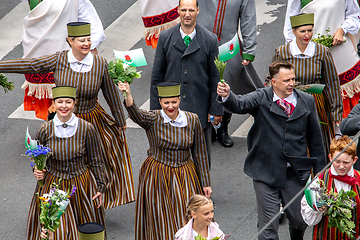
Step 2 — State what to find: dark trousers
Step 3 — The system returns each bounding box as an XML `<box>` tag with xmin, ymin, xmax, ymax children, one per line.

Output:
<box><xmin>253</xmin><ymin>168</ymin><xmax>307</xmax><ymax>240</ymax></box>
<box><xmin>203</xmin><ymin>125</ymin><xmax>212</xmax><ymax>169</ymax></box>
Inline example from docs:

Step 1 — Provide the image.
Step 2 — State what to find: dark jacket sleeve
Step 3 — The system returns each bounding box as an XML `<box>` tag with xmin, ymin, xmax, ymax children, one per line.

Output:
<box><xmin>207</xmin><ymin>36</ymin><xmax>223</xmax><ymax>116</ymax></box>
<box><xmin>340</xmin><ymin>102</ymin><xmax>360</xmax><ymax>136</ymax></box>
<box><xmin>218</xmin><ymin>89</ymin><xmax>262</xmax><ymax>115</ymax></box>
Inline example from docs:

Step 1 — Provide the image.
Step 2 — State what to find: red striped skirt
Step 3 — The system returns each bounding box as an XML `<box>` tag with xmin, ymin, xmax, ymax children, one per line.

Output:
<box><xmin>26</xmin><ymin>170</ymin><xmax>105</xmax><ymax>240</ymax></box>
<box><xmin>76</xmin><ymin>103</ymin><xmax>135</xmax><ymax>209</ymax></box>
<box><xmin>135</xmin><ymin>156</ymin><xmax>203</xmax><ymax>240</ymax></box>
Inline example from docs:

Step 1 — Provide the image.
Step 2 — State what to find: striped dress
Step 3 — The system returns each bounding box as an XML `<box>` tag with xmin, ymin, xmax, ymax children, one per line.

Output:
<box><xmin>312</xmin><ymin>169</ymin><xmax>360</xmax><ymax>239</ymax></box>
<box><xmin>26</xmin><ymin>118</ymin><xmax>107</xmax><ymax>240</ymax></box>
<box><xmin>273</xmin><ymin>43</ymin><xmax>343</xmax><ymax>156</ymax></box>
<box><xmin>125</xmin><ymin>102</ymin><xmax>210</xmax><ymax>240</ymax></box>
<box><xmin>0</xmin><ymin>51</ymin><xmax>136</xmax><ymax>208</ymax></box>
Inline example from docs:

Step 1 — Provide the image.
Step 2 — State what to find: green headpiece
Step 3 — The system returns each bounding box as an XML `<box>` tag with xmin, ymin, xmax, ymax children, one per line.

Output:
<box><xmin>78</xmin><ymin>222</ymin><xmax>105</xmax><ymax>240</ymax></box>
<box><xmin>52</xmin><ymin>86</ymin><xmax>76</xmax><ymax>100</ymax></box>
<box><xmin>290</xmin><ymin>13</ymin><xmax>314</xmax><ymax>28</ymax></box>
<box><xmin>67</xmin><ymin>22</ymin><xmax>91</xmax><ymax>37</ymax></box>
<box><xmin>157</xmin><ymin>82</ymin><xmax>181</xmax><ymax>98</ymax></box>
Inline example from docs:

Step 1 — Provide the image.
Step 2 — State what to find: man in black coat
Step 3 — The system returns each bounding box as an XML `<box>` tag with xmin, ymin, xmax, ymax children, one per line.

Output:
<box><xmin>150</xmin><ymin>0</ymin><xmax>223</xmax><ymax>167</ymax></box>
<box><xmin>340</xmin><ymin>100</ymin><xmax>360</xmax><ymax>170</ymax></box>
<box><xmin>217</xmin><ymin>60</ymin><xmax>326</xmax><ymax>240</ymax></box>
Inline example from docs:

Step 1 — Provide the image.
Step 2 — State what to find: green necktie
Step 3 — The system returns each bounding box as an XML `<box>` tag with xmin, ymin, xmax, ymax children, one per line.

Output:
<box><xmin>29</xmin><ymin>0</ymin><xmax>43</xmax><ymax>10</ymax></box>
<box><xmin>301</xmin><ymin>0</ymin><xmax>311</xmax><ymax>8</ymax></box>
<box><xmin>183</xmin><ymin>35</ymin><xmax>192</xmax><ymax>47</ymax></box>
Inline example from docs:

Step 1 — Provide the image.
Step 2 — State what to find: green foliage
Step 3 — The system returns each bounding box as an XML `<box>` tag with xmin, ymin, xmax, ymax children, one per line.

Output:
<box><xmin>0</xmin><ymin>73</ymin><xmax>15</xmax><ymax>93</ymax></box>
<box><xmin>214</xmin><ymin>55</ymin><xmax>227</xmax><ymax>82</ymax></box>
<box><xmin>108</xmin><ymin>58</ymin><xmax>141</xmax><ymax>97</ymax></box>
<box><xmin>195</xmin><ymin>234</ymin><xmax>220</xmax><ymax>240</ymax></box>
<box><xmin>312</xmin><ymin>180</ymin><xmax>357</xmax><ymax>238</ymax></box>
<box><xmin>312</xmin><ymin>28</ymin><xmax>345</xmax><ymax>49</ymax></box>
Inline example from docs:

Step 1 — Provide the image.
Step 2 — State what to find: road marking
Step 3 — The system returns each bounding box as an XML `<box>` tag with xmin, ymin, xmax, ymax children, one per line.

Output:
<box><xmin>7</xmin><ymin>0</ymin><xmax>284</xmax><ymax>138</ymax></box>
<box><xmin>0</xmin><ymin>1</ymin><xmax>28</xmax><ymax>60</ymax></box>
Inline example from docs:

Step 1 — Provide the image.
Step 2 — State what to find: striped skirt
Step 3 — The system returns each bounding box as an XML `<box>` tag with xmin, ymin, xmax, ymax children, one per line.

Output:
<box><xmin>26</xmin><ymin>170</ymin><xmax>106</xmax><ymax>240</ymax></box>
<box><xmin>135</xmin><ymin>156</ymin><xmax>204</xmax><ymax>240</ymax></box>
<box><xmin>312</xmin><ymin>92</ymin><xmax>335</xmax><ymax>158</ymax></box>
<box><xmin>77</xmin><ymin>103</ymin><xmax>135</xmax><ymax>209</ymax></box>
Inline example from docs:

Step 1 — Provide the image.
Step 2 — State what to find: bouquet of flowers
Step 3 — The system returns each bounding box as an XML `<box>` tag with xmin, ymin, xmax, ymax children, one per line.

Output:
<box><xmin>38</xmin><ymin>179</ymin><xmax>76</xmax><ymax>240</ymax></box>
<box><xmin>0</xmin><ymin>73</ymin><xmax>14</xmax><ymax>93</ymax></box>
<box><xmin>108</xmin><ymin>58</ymin><xmax>142</xmax><ymax>97</ymax></box>
<box><xmin>310</xmin><ymin>179</ymin><xmax>357</xmax><ymax>238</ymax></box>
<box><xmin>214</xmin><ymin>55</ymin><xmax>227</xmax><ymax>84</ymax></box>
<box><xmin>195</xmin><ymin>235</ymin><xmax>220</xmax><ymax>240</ymax></box>
<box><xmin>312</xmin><ymin>28</ymin><xmax>346</xmax><ymax>48</ymax></box>
<box><xmin>24</xmin><ymin>127</ymin><xmax>52</xmax><ymax>188</ymax></box>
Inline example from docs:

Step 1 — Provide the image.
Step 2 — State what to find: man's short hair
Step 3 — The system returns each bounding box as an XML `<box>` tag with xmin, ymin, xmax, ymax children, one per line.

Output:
<box><xmin>269</xmin><ymin>60</ymin><xmax>294</xmax><ymax>79</ymax></box>
<box><xmin>179</xmin><ymin>0</ymin><xmax>199</xmax><ymax>7</ymax></box>
<box><xmin>330</xmin><ymin>135</ymin><xmax>357</xmax><ymax>159</ymax></box>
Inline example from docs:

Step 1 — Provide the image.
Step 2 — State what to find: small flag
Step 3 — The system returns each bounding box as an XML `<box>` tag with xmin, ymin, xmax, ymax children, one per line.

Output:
<box><xmin>25</xmin><ymin>126</ymin><xmax>37</xmax><ymax>150</ymax></box>
<box><xmin>114</xmin><ymin>48</ymin><xmax>147</xmax><ymax>67</ymax></box>
<box><xmin>218</xmin><ymin>33</ymin><xmax>240</xmax><ymax>62</ymax></box>
<box><xmin>304</xmin><ymin>175</ymin><xmax>319</xmax><ymax>211</ymax></box>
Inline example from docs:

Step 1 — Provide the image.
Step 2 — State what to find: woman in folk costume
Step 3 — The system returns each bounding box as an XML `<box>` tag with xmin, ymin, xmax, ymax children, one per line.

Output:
<box><xmin>196</xmin><ymin>0</ymin><xmax>264</xmax><ymax>148</ymax></box>
<box><xmin>284</xmin><ymin>0</ymin><xmax>360</xmax><ymax>118</ymax></box>
<box><xmin>0</xmin><ymin>22</ymin><xmax>135</xmax><ymax>209</ymax></box>
<box><xmin>301</xmin><ymin>136</ymin><xmax>360</xmax><ymax>239</ymax></box>
<box><xmin>23</xmin><ymin>0</ymin><xmax>106</xmax><ymax>120</ymax></box>
<box><xmin>140</xmin><ymin>0</ymin><xmax>180</xmax><ymax>48</ymax></box>
<box><xmin>118</xmin><ymin>81</ymin><xmax>211</xmax><ymax>240</ymax></box>
<box><xmin>29</xmin><ymin>86</ymin><xmax>106</xmax><ymax>240</ymax></box>
<box><xmin>272</xmin><ymin>13</ymin><xmax>343</xmax><ymax>157</ymax></box>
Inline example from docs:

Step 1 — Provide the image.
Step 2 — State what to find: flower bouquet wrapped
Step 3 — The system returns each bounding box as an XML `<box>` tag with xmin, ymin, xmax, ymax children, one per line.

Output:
<box><xmin>24</xmin><ymin>127</ymin><xmax>52</xmax><ymax>188</ymax></box>
<box><xmin>214</xmin><ymin>55</ymin><xmax>227</xmax><ymax>84</ymax></box>
<box><xmin>108</xmin><ymin>58</ymin><xmax>142</xmax><ymax>97</ymax></box>
<box><xmin>0</xmin><ymin>73</ymin><xmax>14</xmax><ymax>93</ymax></box>
<box><xmin>308</xmin><ymin>179</ymin><xmax>357</xmax><ymax>238</ymax></box>
<box><xmin>38</xmin><ymin>179</ymin><xmax>76</xmax><ymax>240</ymax></box>
<box><xmin>312</xmin><ymin>28</ymin><xmax>346</xmax><ymax>48</ymax></box>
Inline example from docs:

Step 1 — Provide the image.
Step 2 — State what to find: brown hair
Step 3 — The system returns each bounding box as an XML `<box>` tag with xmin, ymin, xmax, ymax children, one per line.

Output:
<box><xmin>330</xmin><ymin>135</ymin><xmax>357</xmax><ymax>159</ymax></box>
<box><xmin>183</xmin><ymin>194</ymin><xmax>213</xmax><ymax>225</ymax></box>
<box><xmin>179</xmin><ymin>0</ymin><xmax>198</xmax><ymax>7</ymax></box>
<box><xmin>268</xmin><ymin>60</ymin><xmax>294</xmax><ymax>79</ymax></box>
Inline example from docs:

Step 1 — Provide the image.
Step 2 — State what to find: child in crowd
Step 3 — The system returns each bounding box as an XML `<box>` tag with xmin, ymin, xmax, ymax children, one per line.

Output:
<box><xmin>175</xmin><ymin>195</ymin><xmax>226</xmax><ymax>240</ymax></box>
<box><xmin>301</xmin><ymin>136</ymin><xmax>360</xmax><ymax>239</ymax></box>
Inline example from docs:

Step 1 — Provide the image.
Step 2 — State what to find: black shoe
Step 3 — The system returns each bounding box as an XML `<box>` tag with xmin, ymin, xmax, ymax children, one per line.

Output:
<box><xmin>217</xmin><ymin>112</ymin><xmax>233</xmax><ymax>148</ymax></box>
<box><xmin>217</xmin><ymin>128</ymin><xmax>233</xmax><ymax>147</ymax></box>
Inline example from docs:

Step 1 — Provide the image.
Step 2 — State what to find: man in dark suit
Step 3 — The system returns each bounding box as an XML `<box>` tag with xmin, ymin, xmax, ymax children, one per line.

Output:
<box><xmin>217</xmin><ymin>60</ymin><xmax>326</xmax><ymax>240</ymax></box>
<box><xmin>340</xmin><ymin>100</ymin><xmax>360</xmax><ymax>170</ymax></box>
<box><xmin>150</xmin><ymin>0</ymin><xmax>223</xmax><ymax>166</ymax></box>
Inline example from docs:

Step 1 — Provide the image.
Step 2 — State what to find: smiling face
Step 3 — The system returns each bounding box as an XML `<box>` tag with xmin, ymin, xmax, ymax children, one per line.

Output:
<box><xmin>191</xmin><ymin>203</ymin><xmax>214</xmax><ymax>227</ymax></box>
<box><xmin>54</xmin><ymin>98</ymin><xmax>76</xmax><ymax>122</ymax></box>
<box><xmin>292</xmin><ymin>25</ymin><xmax>313</xmax><ymax>49</ymax></box>
<box><xmin>68</xmin><ymin>36</ymin><xmax>91</xmax><ymax>60</ymax></box>
<box><xmin>159</xmin><ymin>97</ymin><xmax>181</xmax><ymax>120</ymax></box>
<box><xmin>330</xmin><ymin>151</ymin><xmax>358</xmax><ymax>176</ymax></box>
<box><xmin>271</xmin><ymin>67</ymin><xmax>296</xmax><ymax>99</ymax></box>
<box><xmin>178</xmin><ymin>0</ymin><xmax>199</xmax><ymax>30</ymax></box>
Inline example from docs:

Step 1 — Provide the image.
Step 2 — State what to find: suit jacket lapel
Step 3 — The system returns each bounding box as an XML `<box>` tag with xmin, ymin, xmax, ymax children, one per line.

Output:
<box><xmin>288</xmin><ymin>90</ymin><xmax>307</xmax><ymax>121</ymax></box>
<box><xmin>266</xmin><ymin>87</ymin><xmax>289</xmax><ymax>118</ymax></box>
<box><xmin>173</xmin><ymin>25</ymin><xmax>187</xmax><ymax>53</ymax></box>
<box><xmin>172</xmin><ymin>24</ymin><xmax>201</xmax><ymax>57</ymax></box>
<box><xmin>183</xmin><ymin>32</ymin><xmax>200</xmax><ymax>57</ymax></box>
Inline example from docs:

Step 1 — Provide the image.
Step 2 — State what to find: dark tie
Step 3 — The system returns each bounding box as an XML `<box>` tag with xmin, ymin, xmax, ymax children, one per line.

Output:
<box><xmin>183</xmin><ymin>35</ymin><xmax>192</xmax><ymax>47</ymax></box>
<box><xmin>276</xmin><ymin>99</ymin><xmax>295</xmax><ymax>116</ymax></box>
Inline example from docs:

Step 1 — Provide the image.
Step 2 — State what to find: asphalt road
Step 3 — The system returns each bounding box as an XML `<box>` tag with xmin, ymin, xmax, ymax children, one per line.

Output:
<box><xmin>0</xmin><ymin>0</ymin><xmax>313</xmax><ymax>239</ymax></box>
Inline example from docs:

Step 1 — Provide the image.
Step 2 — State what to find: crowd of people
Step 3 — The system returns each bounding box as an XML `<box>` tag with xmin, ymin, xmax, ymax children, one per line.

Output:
<box><xmin>2</xmin><ymin>0</ymin><xmax>360</xmax><ymax>239</ymax></box>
